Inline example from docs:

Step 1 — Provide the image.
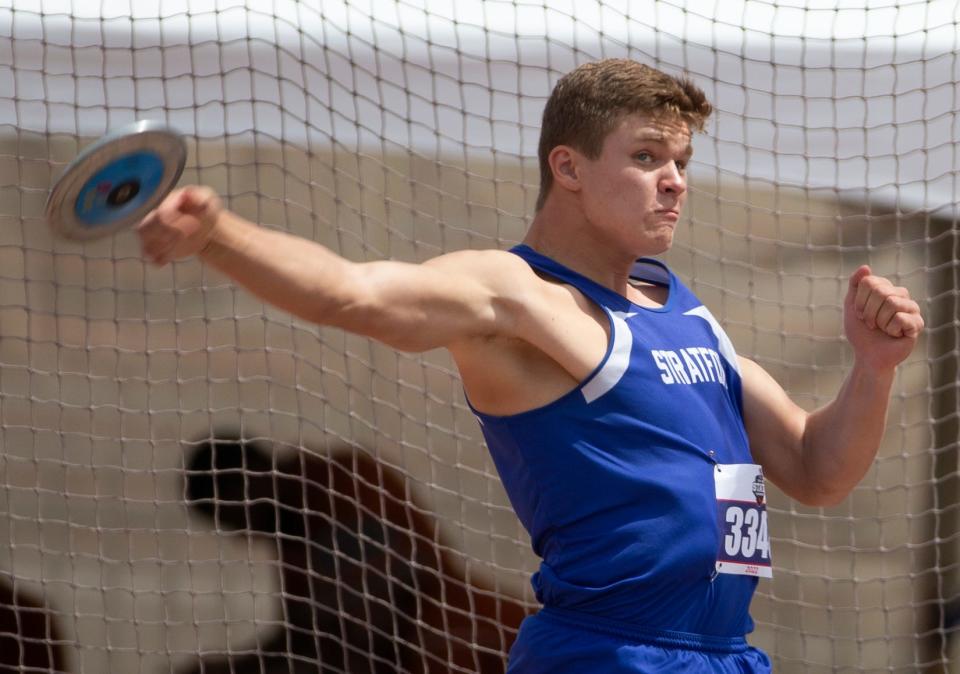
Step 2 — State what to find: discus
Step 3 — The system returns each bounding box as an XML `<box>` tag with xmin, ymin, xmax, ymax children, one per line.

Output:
<box><xmin>45</xmin><ymin>120</ymin><xmax>187</xmax><ymax>241</ymax></box>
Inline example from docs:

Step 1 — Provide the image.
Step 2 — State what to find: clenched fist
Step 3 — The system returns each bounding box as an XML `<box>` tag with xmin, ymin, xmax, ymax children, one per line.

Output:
<box><xmin>844</xmin><ymin>265</ymin><xmax>924</xmax><ymax>371</ymax></box>
<box><xmin>138</xmin><ymin>186</ymin><xmax>223</xmax><ymax>265</ymax></box>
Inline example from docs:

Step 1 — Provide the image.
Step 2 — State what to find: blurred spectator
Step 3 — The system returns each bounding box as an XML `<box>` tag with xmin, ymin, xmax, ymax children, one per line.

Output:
<box><xmin>182</xmin><ymin>435</ymin><xmax>529</xmax><ymax>674</ymax></box>
<box><xmin>0</xmin><ymin>574</ymin><xmax>66</xmax><ymax>673</ymax></box>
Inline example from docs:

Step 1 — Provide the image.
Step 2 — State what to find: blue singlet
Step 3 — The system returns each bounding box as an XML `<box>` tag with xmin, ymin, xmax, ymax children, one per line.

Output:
<box><xmin>471</xmin><ymin>245</ymin><xmax>772</xmax><ymax>672</ymax></box>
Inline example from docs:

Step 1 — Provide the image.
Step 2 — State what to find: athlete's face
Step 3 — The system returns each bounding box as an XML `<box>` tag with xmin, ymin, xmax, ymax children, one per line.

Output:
<box><xmin>577</xmin><ymin>113</ymin><xmax>692</xmax><ymax>256</ymax></box>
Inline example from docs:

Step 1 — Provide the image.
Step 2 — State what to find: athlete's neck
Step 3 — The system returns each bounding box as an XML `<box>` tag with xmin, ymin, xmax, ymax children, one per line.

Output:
<box><xmin>523</xmin><ymin>207</ymin><xmax>666</xmax><ymax>308</ymax></box>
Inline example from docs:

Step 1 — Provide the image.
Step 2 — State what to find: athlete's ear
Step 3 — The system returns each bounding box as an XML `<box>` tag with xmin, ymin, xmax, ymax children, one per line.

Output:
<box><xmin>548</xmin><ymin>145</ymin><xmax>581</xmax><ymax>193</ymax></box>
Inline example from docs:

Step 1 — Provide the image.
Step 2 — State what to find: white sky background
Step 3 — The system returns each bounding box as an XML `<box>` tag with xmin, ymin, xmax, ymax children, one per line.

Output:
<box><xmin>1</xmin><ymin>0</ymin><xmax>958</xmax><ymax>213</ymax></box>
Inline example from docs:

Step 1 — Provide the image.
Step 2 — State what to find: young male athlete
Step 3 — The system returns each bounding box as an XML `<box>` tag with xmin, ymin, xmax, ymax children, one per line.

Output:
<box><xmin>138</xmin><ymin>60</ymin><xmax>924</xmax><ymax>672</ymax></box>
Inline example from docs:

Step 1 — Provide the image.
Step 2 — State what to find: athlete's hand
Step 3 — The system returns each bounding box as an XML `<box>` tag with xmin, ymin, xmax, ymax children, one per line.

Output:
<box><xmin>138</xmin><ymin>186</ymin><xmax>223</xmax><ymax>266</ymax></box>
<box><xmin>844</xmin><ymin>265</ymin><xmax>923</xmax><ymax>371</ymax></box>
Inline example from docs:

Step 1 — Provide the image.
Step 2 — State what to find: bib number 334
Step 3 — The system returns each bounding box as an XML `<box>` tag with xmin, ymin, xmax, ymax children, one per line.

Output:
<box><xmin>714</xmin><ymin>463</ymin><xmax>773</xmax><ymax>579</ymax></box>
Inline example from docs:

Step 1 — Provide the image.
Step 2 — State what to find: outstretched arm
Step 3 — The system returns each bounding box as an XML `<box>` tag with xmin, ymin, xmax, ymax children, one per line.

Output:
<box><xmin>137</xmin><ymin>186</ymin><xmax>518</xmax><ymax>353</ymax></box>
<box><xmin>741</xmin><ymin>266</ymin><xmax>924</xmax><ymax>507</ymax></box>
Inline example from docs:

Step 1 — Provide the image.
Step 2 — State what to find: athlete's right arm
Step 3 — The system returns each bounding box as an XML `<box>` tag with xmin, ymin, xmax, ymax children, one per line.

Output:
<box><xmin>137</xmin><ymin>186</ymin><xmax>523</xmax><ymax>353</ymax></box>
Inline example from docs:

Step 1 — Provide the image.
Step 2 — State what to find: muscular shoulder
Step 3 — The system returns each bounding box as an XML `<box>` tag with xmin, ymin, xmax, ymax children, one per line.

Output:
<box><xmin>440</xmin><ymin>250</ymin><xmax>612</xmax><ymax>414</ymax></box>
<box><xmin>428</xmin><ymin>248</ymin><xmax>599</xmax><ymax>330</ymax></box>
<box><xmin>444</xmin><ymin>247</ymin><xmax>602</xmax><ymax>297</ymax></box>
<box><xmin>426</xmin><ymin>248</ymin><xmax>557</xmax><ymax>316</ymax></box>
<box><xmin>424</xmin><ymin>248</ymin><xmax>538</xmax><ymax>290</ymax></box>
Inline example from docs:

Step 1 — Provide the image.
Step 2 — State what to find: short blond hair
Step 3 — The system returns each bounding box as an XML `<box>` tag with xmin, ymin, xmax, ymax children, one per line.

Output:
<box><xmin>536</xmin><ymin>59</ymin><xmax>712</xmax><ymax>211</ymax></box>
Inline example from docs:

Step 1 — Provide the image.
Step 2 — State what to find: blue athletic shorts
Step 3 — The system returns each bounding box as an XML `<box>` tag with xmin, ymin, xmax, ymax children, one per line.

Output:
<box><xmin>506</xmin><ymin>609</ymin><xmax>772</xmax><ymax>673</ymax></box>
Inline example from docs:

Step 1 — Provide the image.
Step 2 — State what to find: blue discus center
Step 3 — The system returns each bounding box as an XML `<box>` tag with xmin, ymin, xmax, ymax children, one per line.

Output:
<box><xmin>74</xmin><ymin>150</ymin><xmax>165</xmax><ymax>227</ymax></box>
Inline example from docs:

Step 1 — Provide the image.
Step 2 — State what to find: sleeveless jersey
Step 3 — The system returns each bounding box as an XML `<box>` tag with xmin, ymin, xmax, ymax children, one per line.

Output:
<box><xmin>472</xmin><ymin>244</ymin><xmax>768</xmax><ymax>648</ymax></box>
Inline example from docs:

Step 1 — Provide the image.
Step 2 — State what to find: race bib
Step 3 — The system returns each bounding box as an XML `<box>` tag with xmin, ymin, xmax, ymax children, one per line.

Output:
<box><xmin>714</xmin><ymin>463</ymin><xmax>773</xmax><ymax>578</ymax></box>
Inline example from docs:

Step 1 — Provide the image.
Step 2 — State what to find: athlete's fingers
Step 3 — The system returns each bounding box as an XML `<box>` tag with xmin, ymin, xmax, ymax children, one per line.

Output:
<box><xmin>139</xmin><ymin>218</ymin><xmax>177</xmax><ymax>250</ymax></box>
<box><xmin>875</xmin><ymin>295</ymin><xmax>921</xmax><ymax>337</ymax></box>
<box><xmin>150</xmin><ymin>228</ymin><xmax>179</xmax><ymax>252</ymax></box>
<box><xmin>138</xmin><ymin>207</ymin><xmax>160</xmax><ymax>232</ymax></box>
<box><xmin>873</xmin><ymin>293</ymin><xmax>912</xmax><ymax>331</ymax></box>
<box><xmin>142</xmin><ymin>238</ymin><xmax>173</xmax><ymax>265</ymax></box>
<box><xmin>178</xmin><ymin>185</ymin><xmax>218</xmax><ymax>215</ymax></box>
<box><xmin>857</xmin><ymin>276</ymin><xmax>894</xmax><ymax>329</ymax></box>
<box><xmin>847</xmin><ymin>265</ymin><xmax>872</xmax><ymax>314</ymax></box>
<box><xmin>874</xmin><ymin>297</ymin><xmax>896</xmax><ymax>334</ymax></box>
<box><xmin>886</xmin><ymin>310</ymin><xmax>925</xmax><ymax>339</ymax></box>
<box><xmin>139</xmin><ymin>213</ymin><xmax>172</xmax><ymax>238</ymax></box>
<box><xmin>847</xmin><ymin>265</ymin><xmax>871</xmax><ymax>295</ymax></box>
<box><xmin>155</xmin><ymin>188</ymin><xmax>190</xmax><ymax>226</ymax></box>
<box><xmin>139</xmin><ymin>218</ymin><xmax>181</xmax><ymax>262</ymax></box>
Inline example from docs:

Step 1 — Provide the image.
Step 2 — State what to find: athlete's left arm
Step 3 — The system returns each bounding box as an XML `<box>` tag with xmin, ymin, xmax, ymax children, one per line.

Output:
<box><xmin>739</xmin><ymin>265</ymin><xmax>924</xmax><ymax>507</ymax></box>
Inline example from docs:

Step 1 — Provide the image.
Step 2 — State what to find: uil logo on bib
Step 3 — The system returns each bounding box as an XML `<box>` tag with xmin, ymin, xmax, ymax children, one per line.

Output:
<box><xmin>714</xmin><ymin>463</ymin><xmax>773</xmax><ymax>578</ymax></box>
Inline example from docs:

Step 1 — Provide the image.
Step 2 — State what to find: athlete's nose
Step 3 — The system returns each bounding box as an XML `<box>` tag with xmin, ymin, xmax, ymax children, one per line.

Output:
<box><xmin>659</xmin><ymin>160</ymin><xmax>686</xmax><ymax>195</ymax></box>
